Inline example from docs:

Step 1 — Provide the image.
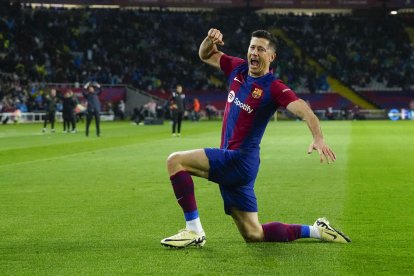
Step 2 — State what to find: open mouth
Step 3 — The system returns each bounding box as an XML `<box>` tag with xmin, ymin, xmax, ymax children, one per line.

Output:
<box><xmin>250</xmin><ymin>59</ymin><xmax>260</xmax><ymax>68</ymax></box>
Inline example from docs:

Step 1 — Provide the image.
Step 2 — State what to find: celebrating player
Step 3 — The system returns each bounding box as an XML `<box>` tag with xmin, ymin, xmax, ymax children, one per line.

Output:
<box><xmin>161</xmin><ymin>29</ymin><xmax>351</xmax><ymax>248</ymax></box>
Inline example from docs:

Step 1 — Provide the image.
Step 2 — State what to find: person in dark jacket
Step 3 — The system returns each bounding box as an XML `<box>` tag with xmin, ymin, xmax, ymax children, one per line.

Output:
<box><xmin>83</xmin><ymin>81</ymin><xmax>102</xmax><ymax>137</ymax></box>
<box><xmin>61</xmin><ymin>90</ymin><xmax>77</xmax><ymax>133</ymax></box>
<box><xmin>170</xmin><ymin>84</ymin><xmax>185</xmax><ymax>137</ymax></box>
<box><xmin>42</xmin><ymin>88</ymin><xmax>57</xmax><ymax>133</ymax></box>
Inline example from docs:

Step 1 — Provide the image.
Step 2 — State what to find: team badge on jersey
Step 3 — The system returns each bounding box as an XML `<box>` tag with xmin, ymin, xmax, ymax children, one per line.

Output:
<box><xmin>251</xmin><ymin>88</ymin><xmax>263</xmax><ymax>99</ymax></box>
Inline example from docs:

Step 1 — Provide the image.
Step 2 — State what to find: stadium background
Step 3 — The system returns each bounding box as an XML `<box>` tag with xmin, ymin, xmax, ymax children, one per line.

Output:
<box><xmin>1</xmin><ymin>1</ymin><xmax>414</xmax><ymax>275</ymax></box>
<box><xmin>1</xmin><ymin>0</ymin><xmax>414</xmax><ymax>122</ymax></box>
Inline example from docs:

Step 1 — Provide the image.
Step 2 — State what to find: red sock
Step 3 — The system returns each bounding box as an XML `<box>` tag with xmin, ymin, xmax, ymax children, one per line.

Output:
<box><xmin>170</xmin><ymin>171</ymin><xmax>197</xmax><ymax>216</ymax></box>
<box><xmin>262</xmin><ymin>222</ymin><xmax>302</xmax><ymax>242</ymax></box>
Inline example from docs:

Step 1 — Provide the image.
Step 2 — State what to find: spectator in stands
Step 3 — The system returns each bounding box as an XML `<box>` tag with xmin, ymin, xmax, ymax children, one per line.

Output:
<box><xmin>42</xmin><ymin>88</ymin><xmax>57</xmax><ymax>133</ymax></box>
<box><xmin>83</xmin><ymin>81</ymin><xmax>102</xmax><ymax>137</ymax></box>
<box><xmin>191</xmin><ymin>98</ymin><xmax>201</xmax><ymax>122</ymax></box>
<box><xmin>352</xmin><ymin>105</ymin><xmax>365</xmax><ymax>120</ymax></box>
<box><xmin>205</xmin><ymin>102</ymin><xmax>218</xmax><ymax>120</ymax></box>
<box><xmin>143</xmin><ymin>99</ymin><xmax>157</xmax><ymax>118</ymax></box>
<box><xmin>325</xmin><ymin>107</ymin><xmax>335</xmax><ymax>120</ymax></box>
<box><xmin>118</xmin><ymin>100</ymin><xmax>125</xmax><ymax>120</ymax></box>
<box><xmin>170</xmin><ymin>84</ymin><xmax>185</xmax><ymax>137</ymax></box>
<box><xmin>131</xmin><ymin>105</ymin><xmax>145</xmax><ymax>125</ymax></box>
<box><xmin>1</xmin><ymin>5</ymin><xmax>413</xmax><ymax>107</ymax></box>
<box><xmin>340</xmin><ymin>106</ymin><xmax>349</xmax><ymax>120</ymax></box>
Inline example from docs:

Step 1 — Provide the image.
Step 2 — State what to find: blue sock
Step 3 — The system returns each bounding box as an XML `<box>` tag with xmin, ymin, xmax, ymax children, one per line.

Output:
<box><xmin>301</xmin><ymin>225</ymin><xmax>310</xmax><ymax>238</ymax></box>
<box><xmin>184</xmin><ymin>210</ymin><xmax>199</xmax><ymax>221</ymax></box>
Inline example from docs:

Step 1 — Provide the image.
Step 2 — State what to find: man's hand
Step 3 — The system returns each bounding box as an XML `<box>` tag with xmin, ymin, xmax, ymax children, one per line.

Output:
<box><xmin>199</xmin><ymin>29</ymin><xmax>225</xmax><ymax>68</ymax></box>
<box><xmin>307</xmin><ymin>139</ymin><xmax>337</xmax><ymax>164</ymax></box>
<box><xmin>207</xmin><ymin>28</ymin><xmax>224</xmax><ymax>46</ymax></box>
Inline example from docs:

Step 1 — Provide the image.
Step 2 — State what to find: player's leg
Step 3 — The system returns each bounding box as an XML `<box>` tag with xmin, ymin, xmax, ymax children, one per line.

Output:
<box><xmin>167</xmin><ymin>149</ymin><xmax>209</xmax><ymax>178</ymax></box>
<box><xmin>43</xmin><ymin>112</ymin><xmax>48</xmax><ymax>131</ymax></box>
<box><xmin>50</xmin><ymin>112</ymin><xmax>55</xmax><ymax>132</ymax></box>
<box><xmin>161</xmin><ymin>149</ymin><xmax>210</xmax><ymax>248</ymax></box>
<box><xmin>85</xmin><ymin>112</ymin><xmax>92</xmax><ymax>136</ymax></box>
<box><xmin>172</xmin><ymin>111</ymin><xmax>177</xmax><ymax>135</ymax></box>
<box><xmin>94</xmin><ymin>111</ymin><xmax>100</xmax><ymax>136</ymax></box>
<box><xmin>67</xmin><ymin>119</ymin><xmax>71</xmax><ymax>132</ymax></box>
<box><xmin>231</xmin><ymin>208</ymin><xmax>309</xmax><ymax>242</ymax></box>
<box><xmin>230</xmin><ymin>208</ymin><xmax>264</xmax><ymax>242</ymax></box>
<box><xmin>70</xmin><ymin>114</ymin><xmax>76</xmax><ymax>132</ymax></box>
<box><xmin>177</xmin><ymin>111</ymin><xmax>183</xmax><ymax>135</ymax></box>
<box><xmin>63</xmin><ymin>118</ymin><xmax>67</xmax><ymax>132</ymax></box>
<box><xmin>230</xmin><ymin>208</ymin><xmax>350</xmax><ymax>243</ymax></box>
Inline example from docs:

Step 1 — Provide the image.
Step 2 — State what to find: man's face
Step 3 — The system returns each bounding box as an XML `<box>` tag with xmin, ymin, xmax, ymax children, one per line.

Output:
<box><xmin>51</xmin><ymin>89</ymin><xmax>56</xmax><ymax>97</ymax></box>
<box><xmin>247</xmin><ymin>37</ymin><xmax>276</xmax><ymax>77</ymax></box>
<box><xmin>176</xmin><ymin>85</ymin><xmax>183</xmax><ymax>93</ymax></box>
<box><xmin>88</xmin><ymin>86</ymin><xmax>95</xmax><ymax>93</ymax></box>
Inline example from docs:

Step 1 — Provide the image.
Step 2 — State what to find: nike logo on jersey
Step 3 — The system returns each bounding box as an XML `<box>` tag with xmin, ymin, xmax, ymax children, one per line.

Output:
<box><xmin>234</xmin><ymin>77</ymin><xmax>242</xmax><ymax>84</ymax></box>
<box><xmin>282</xmin><ymin>88</ymin><xmax>291</xmax><ymax>93</ymax></box>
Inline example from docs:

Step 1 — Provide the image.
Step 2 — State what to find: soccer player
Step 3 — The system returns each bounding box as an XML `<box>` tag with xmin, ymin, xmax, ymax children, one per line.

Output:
<box><xmin>161</xmin><ymin>29</ymin><xmax>351</xmax><ymax>248</ymax></box>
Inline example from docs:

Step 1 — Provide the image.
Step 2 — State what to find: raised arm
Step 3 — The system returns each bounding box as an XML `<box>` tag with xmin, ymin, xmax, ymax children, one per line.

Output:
<box><xmin>199</xmin><ymin>28</ymin><xmax>225</xmax><ymax>69</ymax></box>
<box><xmin>286</xmin><ymin>99</ymin><xmax>337</xmax><ymax>163</ymax></box>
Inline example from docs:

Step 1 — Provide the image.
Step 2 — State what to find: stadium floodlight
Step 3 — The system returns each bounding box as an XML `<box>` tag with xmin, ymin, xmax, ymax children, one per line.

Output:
<box><xmin>390</xmin><ymin>10</ymin><xmax>398</xmax><ymax>15</ymax></box>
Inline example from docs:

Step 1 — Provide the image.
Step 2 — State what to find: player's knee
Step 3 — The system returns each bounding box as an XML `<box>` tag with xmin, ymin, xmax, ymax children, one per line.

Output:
<box><xmin>166</xmin><ymin>152</ymin><xmax>180</xmax><ymax>166</ymax></box>
<box><xmin>240</xmin><ymin>230</ymin><xmax>264</xmax><ymax>243</ymax></box>
<box><xmin>239</xmin><ymin>227</ymin><xmax>263</xmax><ymax>242</ymax></box>
<box><xmin>166</xmin><ymin>152</ymin><xmax>182</xmax><ymax>173</ymax></box>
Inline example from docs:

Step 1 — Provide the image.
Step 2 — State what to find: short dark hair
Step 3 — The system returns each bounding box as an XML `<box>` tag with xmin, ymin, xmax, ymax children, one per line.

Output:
<box><xmin>251</xmin><ymin>30</ymin><xmax>277</xmax><ymax>52</ymax></box>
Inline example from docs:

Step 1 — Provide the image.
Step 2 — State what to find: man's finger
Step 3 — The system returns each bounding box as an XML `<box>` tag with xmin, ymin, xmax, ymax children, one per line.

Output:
<box><xmin>318</xmin><ymin>148</ymin><xmax>324</xmax><ymax>163</ymax></box>
<box><xmin>208</xmin><ymin>28</ymin><xmax>217</xmax><ymax>37</ymax></box>
<box><xmin>307</xmin><ymin>144</ymin><xmax>313</xmax><ymax>154</ymax></box>
<box><xmin>327</xmin><ymin>149</ymin><xmax>336</xmax><ymax>162</ymax></box>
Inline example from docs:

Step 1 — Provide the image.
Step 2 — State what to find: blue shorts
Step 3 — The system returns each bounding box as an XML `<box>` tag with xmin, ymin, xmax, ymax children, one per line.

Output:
<box><xmin>204</xmin><ymin>148</ymin><xmax>260</xmax><ymax>215</ymax></box>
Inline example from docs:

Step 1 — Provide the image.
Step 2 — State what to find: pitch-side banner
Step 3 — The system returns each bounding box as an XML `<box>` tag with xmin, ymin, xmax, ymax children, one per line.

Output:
<box><xmin>15</xmin><ymin>0</ymin><xmax>414</xmax><ymax>8</ymax></box>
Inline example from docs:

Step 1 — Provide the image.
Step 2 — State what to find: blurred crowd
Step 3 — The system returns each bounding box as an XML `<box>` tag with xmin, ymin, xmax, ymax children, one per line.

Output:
<box><xmin>1</xmin><ymin>3</ymin><xmax>413</xmax><ymax>113</ymax></box>
<box><xmin>279</xmin><ymin>14</ymin><xmax>414</xmax><ymax>91</ymax></box>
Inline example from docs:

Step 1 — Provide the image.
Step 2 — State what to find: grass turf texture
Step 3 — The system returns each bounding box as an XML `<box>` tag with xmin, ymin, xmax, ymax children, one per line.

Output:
<box><xmin>0</xmin><ymin>120</ymin><xmax>413</xmax><ymax>275</ymax></box>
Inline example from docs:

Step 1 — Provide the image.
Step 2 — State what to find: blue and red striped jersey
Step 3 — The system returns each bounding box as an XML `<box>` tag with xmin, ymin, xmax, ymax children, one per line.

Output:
<box><xmin>219</xmin><ymin>54</ymin><xmax>299</xmax><ymax>150</ymax></box>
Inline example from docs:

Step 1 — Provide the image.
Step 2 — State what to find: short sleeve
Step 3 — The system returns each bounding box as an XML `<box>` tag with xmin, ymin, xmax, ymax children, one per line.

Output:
<box><xmin>270</xmin><ymin>80</ymin><xmax>300</xmax><ymax>108</ymax></box>
<box><xmin>220</xmin><ymin>54</ymin><xmax>246</xmax><ymax>77</ymax></box>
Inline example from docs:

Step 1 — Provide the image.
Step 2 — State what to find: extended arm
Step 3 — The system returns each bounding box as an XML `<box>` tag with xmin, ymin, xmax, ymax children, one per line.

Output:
<box><xmin>286</xmin><ymin>99</ymin><xmax>336</xmax><ymax>163</ymax></box>
<box><xmin>199</xmin><ymin>28</ymin><xmax>225</xmax><ymax>69</ymax></box>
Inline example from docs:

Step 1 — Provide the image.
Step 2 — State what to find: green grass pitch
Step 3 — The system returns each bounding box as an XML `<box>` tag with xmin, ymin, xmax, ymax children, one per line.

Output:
<box><xmin>1</xmin><ymin>120</ymin><xmax>413</xmax><ymax>275</ymax></box>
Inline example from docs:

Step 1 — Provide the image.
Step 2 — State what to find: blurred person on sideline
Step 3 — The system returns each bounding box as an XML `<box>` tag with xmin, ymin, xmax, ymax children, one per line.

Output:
<box><xmin>205</xmin><ymin>102</ymin><xmax>218</xmax><ymax>120</ymax></box>
<box><xmin>170</xmin><ymin>84</ymin><xmax>185</xmax><ymax>137</ymax></box>
<box><xmin>83</xmin><ymin>81</ymin><xmax>102</xmax><ymax>137</ymax></box>
<box><xmin>118</xmin><ymin>100</ymin><xmax>125</xmax><ymax>120</ymax></box>
<box><xmin>61</xmin><ymin>90</ymin><xmax>77</xmax><ymax>133</ymax></box>
<box><xmin>144</xmin><ymin>99</ymin><xmax>157</xmax><ymax>118</ymax></box>
<box><xmin>42</xmin><ymin>88</ymin><xmax>58</xmax><ymax>133</ymax></box>
<box><xmin>191</xmin><ymin>98</ymin><xmax>201</xmax><ymax>121</ymax></box>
